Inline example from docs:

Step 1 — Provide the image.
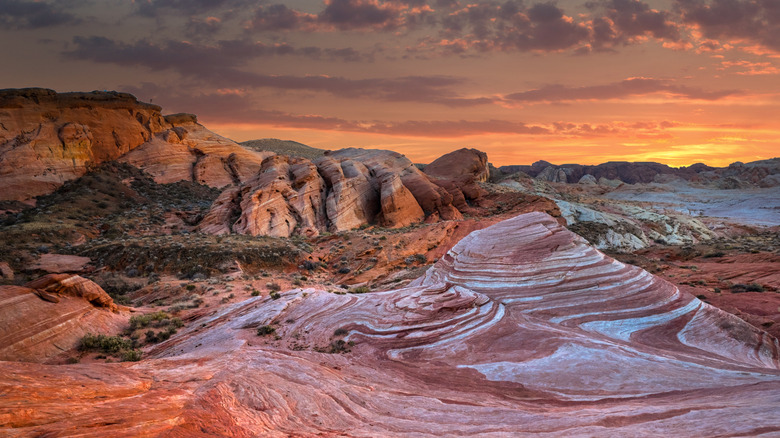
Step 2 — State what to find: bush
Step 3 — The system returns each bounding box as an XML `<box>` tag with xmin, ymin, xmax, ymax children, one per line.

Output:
<box><xmin>121</xmin><ymin>349</ymin><xmax>143</xmax><ymax>362</ymax></box>
<box><xmin>257</xmin><ymin>325</ymin><xmax>276</xmax><ymax>336</ymax></box>
<box><xmin>266</xmin><ymin>282</ymin><xmax>281</xmax><ymax>292</ymax></box>
<box><xmin>251</xmin><ymin>290</ymin><xmax>260</xmax><ymax>296</ymax></box>
<box><xmin>333</xmin><ymin>328</ymin><xmax>348</xmax><ymax>337</ymax></box>
<box><xmin>270</xmin><ymin>291</ymin><xmax>281</xmax><ymax>300</ymax></box>
<box><xmin>129</xmin><ymin>311</ymin><xmax>172</xmax><ymax>330</ymax></box>
<box><xmin>350</xmin><ymin>286</ymin><xmax>370</xmax><ymax>294</ymax></box>
<box><xmin>78</xmin><ymin>334</ymin><xmax>132</xmax><ymax>353</ymax></box>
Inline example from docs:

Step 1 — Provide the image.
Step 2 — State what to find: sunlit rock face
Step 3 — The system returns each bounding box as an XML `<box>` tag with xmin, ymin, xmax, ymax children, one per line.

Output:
<box><xmin>3</xmin><ymin>212</ymin><xmax>779</xmax><ymax>436</ymax></box>
<box><xmin>200</xmin><ymin>148</ymin><xmax>461</xmax><ymax>237</ymax></box>
<box><xmin>0</xmin><ymin>89</ymin><xmax>270</xmax><ymax>201</ymax></box>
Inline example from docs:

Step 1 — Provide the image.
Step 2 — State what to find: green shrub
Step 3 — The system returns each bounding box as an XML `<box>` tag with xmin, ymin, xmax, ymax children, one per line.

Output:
<box><xmin>121</xmin><ymin>349</ymin><xmax>143</xmax><ymax>362</ymax></box>
<box><xmin>257</xmin><ymin>325</ymin><xmax>276</xmax><ymax>336</ymax></box>
<box><xmin>251</xmin><ymin>290</ymin><xmax>260</xmax><ymax>296</ymax></box>
<box><xmin>78</xmin><ymin>333</ymin><xmax>132</xmax><ymax>353</ymax></box>
<box><xmin>333</xmin><ymin>328</ymin><xmax>348</xmax><ymax>337</ymax></box>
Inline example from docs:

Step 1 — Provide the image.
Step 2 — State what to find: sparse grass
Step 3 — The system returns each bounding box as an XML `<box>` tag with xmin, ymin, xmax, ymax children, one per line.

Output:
<box><xmin>349</xmin><ymin>286</ymin><xmax>370</xmax><ymax>294</ymax></box>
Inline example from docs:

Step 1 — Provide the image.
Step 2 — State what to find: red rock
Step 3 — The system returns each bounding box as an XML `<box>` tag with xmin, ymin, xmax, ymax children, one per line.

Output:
<box><xmin>424</xmin><ymin>148</ymin><xmax>489</xmax><ymax>212</ymax></box>
<box><xmin>201</xmin><ymin>148</ymin><xmax>464</xmax><ymax>236</ymax></box>
<box><xmin>3</xmin><ymin>213</ymin><xmax>779</xmax><ymax>435</ymax></box>
<box><xmin>0</xmin><ymin>89</ymin><xmax>271</xmax><ymax>201</ymax></box>
<box><xmin>0</xmin><ymin>275</ymin><xmax>124</xmax><ymax>362</ymax></box>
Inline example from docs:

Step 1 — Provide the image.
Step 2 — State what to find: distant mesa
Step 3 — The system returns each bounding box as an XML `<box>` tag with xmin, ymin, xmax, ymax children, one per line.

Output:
<box><xmin>241</xmin><ymin>138</ymin><xmax>325</xmax><ymax>160</ymax></box>
<box><xmin>499</xmin><ymin>158</ymin><xmax>780</xmax><ymax>187</ymax></box>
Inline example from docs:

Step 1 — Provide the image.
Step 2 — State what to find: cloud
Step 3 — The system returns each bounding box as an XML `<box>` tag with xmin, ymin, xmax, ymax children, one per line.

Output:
<box><xmin>0</xmin><ymin>0</ymin><xmax>80</xmax><ymax>29</ymax></box>
<box><xmin>319</xmin><ymin>0</ymin><xmax>403</xmax><ymax>30</ymax></box>
<box><xmin>246</xmin><ymin>3</ymin><xmax>317</xmax><ymax>31</ymax></box>
<box><xmin>135</xmin><ymin>0</ymin><xmax>254</xmax><ymax>17</ymax></box>
<box><xmin>65</xmin><ymin>36</ymin><xmax>491</xmax><ymax>106</ymax></box>
<box><xmin>675</xmin><ymin>0</ymin><xmax>780</xmax><ymax>52</ymax></box>
<box><xmin>504</xmin><ymin>78</ymin><xmax>742</xmax><ymax>102</ymax></box>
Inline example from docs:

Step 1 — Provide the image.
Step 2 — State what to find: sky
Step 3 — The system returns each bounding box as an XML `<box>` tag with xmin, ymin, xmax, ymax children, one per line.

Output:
<box><xmin>1</xmin><ymin>0</ymin><xmax>779</xmax><ymax>167</ymax></box>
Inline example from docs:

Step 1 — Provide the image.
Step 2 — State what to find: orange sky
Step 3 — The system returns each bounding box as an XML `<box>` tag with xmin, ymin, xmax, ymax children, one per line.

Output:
<box><xmin>1</xmin><ymin>0</ymin><xmax>779</xmax><ymax>167</ymax></box>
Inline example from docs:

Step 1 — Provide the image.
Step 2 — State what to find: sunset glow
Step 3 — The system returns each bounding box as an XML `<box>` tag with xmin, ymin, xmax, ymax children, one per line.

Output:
<box><xmin>2</xmin><ymin>0</ymin><xmax>779</xmax><ymax>166</ymax></box>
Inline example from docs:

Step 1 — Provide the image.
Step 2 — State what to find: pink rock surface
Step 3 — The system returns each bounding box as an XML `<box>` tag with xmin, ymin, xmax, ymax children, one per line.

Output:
<box><xmin>0</xmin><ymin>275</ymin><xmax>124</xmax><ymax>362</ymax></box>
<box><xmin>3</xmin><ymin>213</ymin><xmax>779</xmax><ymax>436</ymax></box>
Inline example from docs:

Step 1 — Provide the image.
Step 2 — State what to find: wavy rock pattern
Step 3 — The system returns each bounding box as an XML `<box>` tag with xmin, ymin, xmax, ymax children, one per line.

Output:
<box><xmin>0</xmin><ymin>275</ymin><xmax>125</xmax><ymax>362</ymax></box>
<box><xmin>3</xmin><ymin>213</ymin><xmax>779</xmax><ymax>436</ymax></box>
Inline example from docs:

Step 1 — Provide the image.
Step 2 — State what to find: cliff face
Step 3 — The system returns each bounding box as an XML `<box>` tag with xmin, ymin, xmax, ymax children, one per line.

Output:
<box><xmin>0</xmin><ymin>88</ymin><xmax>269</xmax><ymax>201</ymax></box>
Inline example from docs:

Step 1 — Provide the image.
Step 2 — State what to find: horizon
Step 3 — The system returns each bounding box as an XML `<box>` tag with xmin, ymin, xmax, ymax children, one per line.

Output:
<box><xmin>2</xmin><ymin>0</ymin><xmax>779</xmax><ymax>167</ymax></box>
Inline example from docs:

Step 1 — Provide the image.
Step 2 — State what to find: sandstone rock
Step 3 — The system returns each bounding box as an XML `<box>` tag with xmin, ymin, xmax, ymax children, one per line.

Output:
<box><xmin>0</xmin><ymin>275</ymin><xmax>124</xmax><ymax>362</ymax></box>
<box><xmin>316</xmin><ymin>156</ymin><xmax>379</xmax><ymax>231</ymax></box>
<box><xmin>201</xmin><ymin>148</ymin><xmax>463</xmax><ymax>237</ymax></box>
<box><xmin>423</xmin><ymin>148</ymin><xmax>489</xmax><ymax>182</ymax></box>
<box><xmin>423</xmin><ymin>148</ymin><xmax>489</xmax><ymax>211</ymax></box>
<box><xmin>578</xmin><ymin>174</ymin><xmax>597</xmax><ymax>184</ymax></box>
<box><xmin>0</xmin><ymin>262</ymin><xmax>13</xmax><ymax>281</ymax></box>
<box><xmin>3</xmin><ymin>212</ymin><xmax>779</xmax><ymax>435</ymax></box>
<box><xmin>25</xmin><ymin>274</ymin><xmax>117</xmax><ymax>311</ymax></box>
<box><xmin>0</xmin><ymin>88</ymin><xmax>271</xmax><ymax>201</ymax></box>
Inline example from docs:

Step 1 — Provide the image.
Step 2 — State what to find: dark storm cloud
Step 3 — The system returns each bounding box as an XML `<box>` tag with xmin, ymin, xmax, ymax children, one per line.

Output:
<box><xmin>505</xmin><ymin>78</ymin><xmax>742</xmax><ymax>102</ymax></box>
<box><xmin>675</xmin><ymin>0</ymin><xmax>780</xmax><ymax>51</ymax></box>
<box><xmin>0</xmin><ymin>0</ymin><xmax>80</xmax><ymax>29</ymax></box>
<box><xmin>65</xmin><ymin>36</ymin><xmax>491</xmax><ymax>106</ymax></box>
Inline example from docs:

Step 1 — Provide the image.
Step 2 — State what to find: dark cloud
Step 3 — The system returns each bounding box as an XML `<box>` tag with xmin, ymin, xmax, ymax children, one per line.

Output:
<box><xmin>505</xmin><ymin>78</ymin><xmax>742</xmax><ymax>102</ymax></box>
<box><xmin>0</xmin><ymin>0</ymin><xmax>80</xmax><ymax>29</ymax></box>
<box><xmin>438</xmin><ymin>1</ymin><xmax>591</xmax><ymax>52</ymax></box>
<box><xmin>247</xmin><ymin>3</ymin><xmax>317</xmax><ymax>31</ymax></box>
<box><xmin>605</xmin><ymin>0</ymin><xmax>681</xmax><ymax>41</ymax></box>
<box><xmin>65</xmin><ymin>37</ymin><xmax>490</xmax><ymax>106</ymax></box>
<box><xmin>675</xmin><ymin>0</ymin><xmax>780</xmax><ymax>52</ymax></box>
<box><xmin>64</xmin><ymin>36</ymin><xmax>369</xmax><ymax>72</ymax></box>
<box><xmin>319</xmin><ymin>0</ymin><xmax>402</xmax><ymax>30</ymax></box>
<box><xmin>185</xmin><ymin>17</ymin><xmax>223</xmax><ymax>38</ymax></box>
<box><xmin>135</xmin><ymin>0</ymin><xmax>254</xmax><ymax>17</ymax></box>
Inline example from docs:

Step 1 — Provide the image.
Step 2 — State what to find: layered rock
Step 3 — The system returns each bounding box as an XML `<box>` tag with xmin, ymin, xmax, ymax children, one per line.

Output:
<box><xmin>0</xmin><ymin>89</ymin><xmax>270</xmax><ymax>201</ymax></box>
<box><xmin>0</xmin><ymin>274</ymin><xmax>124</xmax><ymax>362</ymax></box>
<box><xmin>3</xmin><ymin>213</ymin><xmax>779</xmax><ymax>436</ymax></box>
<box><xmin>200</xmin><ymin>148</ymin><xmax>462</xmax><ymax>237</ymax></box>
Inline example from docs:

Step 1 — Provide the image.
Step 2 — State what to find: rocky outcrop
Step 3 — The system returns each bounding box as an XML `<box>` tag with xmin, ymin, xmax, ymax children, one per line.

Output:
<box><xmin>3</xmin><ymin>213</ymin><xmax>779</xmax><ymax>435</ymax></box>
<box><xmin>200</xmin><ymin>148</ymin><xmax>462</xmax><ymax>237</ymax></box>
<box><xmin>0</xmin><ymin>88</ymin><xmax>270</xmax><ymax>201</ymax></box>
<box><xmin>0</xmin><ymin>274</ymin><xmax>124</xmax><ymax>362</ymax></box>
<box><xmin>423</xmin><ymin>148</ymin><xmax>489</xmax><ymax>212</ymax></box>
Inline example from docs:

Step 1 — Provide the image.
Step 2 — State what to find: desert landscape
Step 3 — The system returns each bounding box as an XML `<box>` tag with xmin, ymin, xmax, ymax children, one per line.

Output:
<box><xmin>0</xmin><ymin>88</ymin><xmax>778</xmax><ymax>436</ymax></box>
<box><xmin>3</xmin><ymin>0</ymin><xmax>780</xmax><ymax>435</ymax></box>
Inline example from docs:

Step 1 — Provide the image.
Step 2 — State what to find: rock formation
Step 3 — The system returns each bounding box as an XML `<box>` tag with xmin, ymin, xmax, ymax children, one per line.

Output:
<box><xmin>0</xmin><ymin>274</ymin><xmax>124</xmax><ymax>362</ymax></box>
<box><xmin>0</xmin><ymin>88</ymin><xmax>269</xmax><ymax>201</ymax></box>
<box><xmin>423</xmin><ymin>147</ymin><xmax>489</xmax><ymax>212</ymax></box>
<box><xmin>499</xmin><ymin>158</ymin><xmax>780</xmax><ymax>187</ymax></box>
<box><xmin>199</xmin><ymin>148</ymin><xmax>462</xmax><ymax>237</ymax></box>
<box><xmin>2</xmin><ymin>213</ymin><xmax>778</xmax><ymax>435</ymax></box>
